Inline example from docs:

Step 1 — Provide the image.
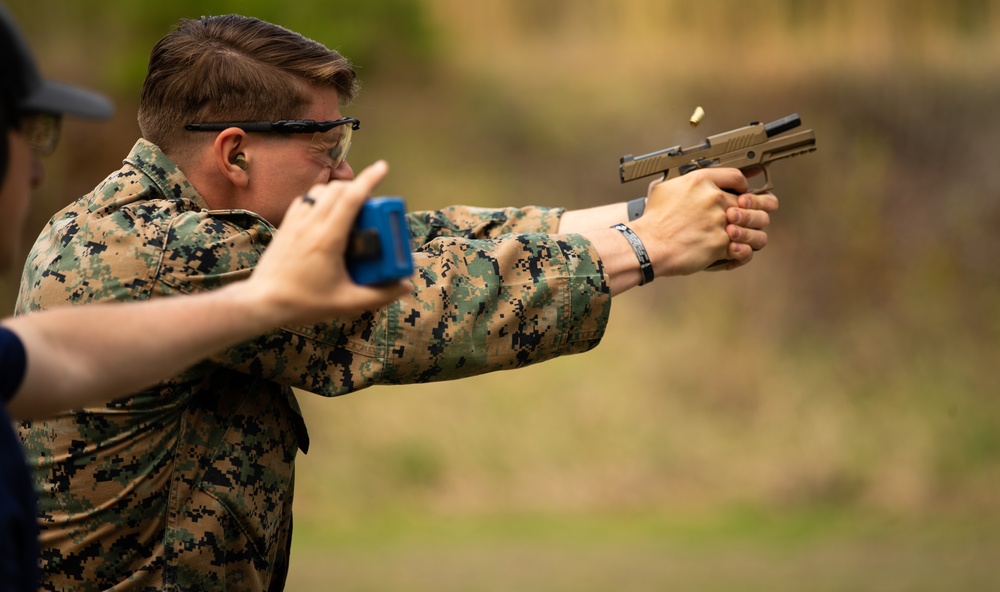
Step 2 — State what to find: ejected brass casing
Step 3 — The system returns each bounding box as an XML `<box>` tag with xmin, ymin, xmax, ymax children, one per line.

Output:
<box><xmin>689</xmin><ymin>106</ymin><xmax>705</xmax><ymax>127</ymax></box>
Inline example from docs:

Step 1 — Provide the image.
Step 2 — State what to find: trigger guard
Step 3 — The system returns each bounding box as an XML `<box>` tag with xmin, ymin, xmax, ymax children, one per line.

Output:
<box><xmin>749</xmin><ymin>167</ymin><xmax>774</xmax><ymax>194</ymax></box>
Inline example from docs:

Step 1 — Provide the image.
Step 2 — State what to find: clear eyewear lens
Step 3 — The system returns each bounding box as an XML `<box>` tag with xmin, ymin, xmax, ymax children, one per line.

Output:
<box><xmin>308</xmin><ymin>123</ymin><xmax>354</xmax><ymax>169</ymax></box>
<box><xmin>22</xmin><ymin>113</ymin><xmax>62</xmax><ymax>156</ymax></box>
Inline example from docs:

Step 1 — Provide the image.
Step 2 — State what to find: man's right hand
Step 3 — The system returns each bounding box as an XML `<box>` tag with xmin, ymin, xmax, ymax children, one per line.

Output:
<box><xmin>632</xmin><ymin>167</ymin><xmax>778</xmax><ymax>276</ymax></box>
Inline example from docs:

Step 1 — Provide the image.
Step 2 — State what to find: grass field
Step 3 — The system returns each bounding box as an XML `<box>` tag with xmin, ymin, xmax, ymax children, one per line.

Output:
<box><xmin>284</xmin><ymin>508</ymin><xmax>1000</xmax><ymax>591</ymax></box>
<box><xmin>284</xmin><ymin>292</ymin><xmax>999</xmax><ymax>590</ymax></box>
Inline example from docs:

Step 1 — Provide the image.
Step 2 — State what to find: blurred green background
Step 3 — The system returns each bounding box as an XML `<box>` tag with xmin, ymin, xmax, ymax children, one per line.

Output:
<box><xmin>5</xmin><ymin>0</ymin><xmax>999</xmax><ymax>589</ymax></box>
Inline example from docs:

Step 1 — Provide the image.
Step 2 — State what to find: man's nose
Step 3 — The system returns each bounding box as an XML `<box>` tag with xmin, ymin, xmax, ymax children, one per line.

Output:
<box><xmin>330</xmin><ymin>160</ymin><xmax>355</xmax><ymax>182</ymax></box>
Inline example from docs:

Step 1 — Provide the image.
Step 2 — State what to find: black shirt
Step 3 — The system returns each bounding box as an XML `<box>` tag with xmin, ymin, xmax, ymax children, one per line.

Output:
<box><xmin>0</xmin><ymin>326</ymin><xmax>38</xmax><ymax>592</ymax></box>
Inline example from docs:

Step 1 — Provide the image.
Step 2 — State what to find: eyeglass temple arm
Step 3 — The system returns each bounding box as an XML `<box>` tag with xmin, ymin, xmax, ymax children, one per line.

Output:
<box><xmin>184</xmin><ymin>122</ymin><xmax>276</xmax><ymax>132</ymax></box>
<box><xmin>184</xmin><ymin>119</ymin><xmax>359</xmax><ymax>133</ymax></box>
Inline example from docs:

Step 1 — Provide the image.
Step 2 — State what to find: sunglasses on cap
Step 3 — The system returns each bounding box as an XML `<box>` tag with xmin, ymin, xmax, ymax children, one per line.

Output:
<box><xmin>17</xmin><ymin>112</ymin><xmax>62</xmax><ymax>157</ymax></box>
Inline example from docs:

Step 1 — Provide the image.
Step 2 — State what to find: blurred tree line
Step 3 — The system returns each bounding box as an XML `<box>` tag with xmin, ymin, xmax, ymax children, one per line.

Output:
<box><xmin>4</xmin><ymin>0</ymin><xmax>999</xmax><ymax>519</ymax></box>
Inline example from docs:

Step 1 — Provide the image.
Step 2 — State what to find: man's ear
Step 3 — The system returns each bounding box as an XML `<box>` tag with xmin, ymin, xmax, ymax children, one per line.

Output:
<box><xmin>213</xmin><ymin>128</ymin><xmax>250</xmax><ymax>188</ymax></box>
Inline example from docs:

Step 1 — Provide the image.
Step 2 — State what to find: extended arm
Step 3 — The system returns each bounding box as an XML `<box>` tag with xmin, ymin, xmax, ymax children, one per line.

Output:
<box><xmin>4</xmin><ymin>161</ymin><xmax>408</xmax><ymax>419</ymax></box>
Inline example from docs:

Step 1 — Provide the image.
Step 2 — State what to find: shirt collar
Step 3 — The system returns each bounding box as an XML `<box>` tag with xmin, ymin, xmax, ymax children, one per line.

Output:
<box><xmin>124</xmin><ymin>139</ymin><xmax>211</xmax><ymax>210</ymax></box>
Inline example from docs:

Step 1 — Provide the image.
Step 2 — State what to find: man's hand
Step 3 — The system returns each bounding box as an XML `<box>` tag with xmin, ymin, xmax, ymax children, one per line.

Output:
<box><xmin>631</xmin><ymin>167</ymin><xmax>778</xmax><ymax>276</ymax></box>
<box><xmin>247</xmin><ymin>160</ymin><xmax>412</xmax><ymax>326</ymax></box>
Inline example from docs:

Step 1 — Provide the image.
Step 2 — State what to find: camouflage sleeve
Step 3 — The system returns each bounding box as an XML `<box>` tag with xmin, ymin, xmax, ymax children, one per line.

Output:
<box><xmin>384</xmin><ymin>231</ymin><xmax>610</xmax><ymax>383</ymax></box>
<box><xmin>406</xmin><ymin>205</ymin><xmax>564</xmax><ymax>243</ymax></box>
<box><xmin>210</xmin><ymin>229</ymin><xmax>611</xmax><ymax>397</ymax></box>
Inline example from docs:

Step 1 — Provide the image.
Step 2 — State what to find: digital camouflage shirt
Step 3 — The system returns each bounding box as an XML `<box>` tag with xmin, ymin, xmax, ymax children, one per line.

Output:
<box><xmin>15</xmin><ymin>139</ymin><xmax>611</xmax><ymax>591</ymax></box>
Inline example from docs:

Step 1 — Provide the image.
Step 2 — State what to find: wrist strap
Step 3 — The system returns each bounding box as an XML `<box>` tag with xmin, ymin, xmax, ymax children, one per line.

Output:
<box><xmin>627</xmin><ymin>197</ymin><xmax>646</xmax><ymax>221</ymax></box>
<box><xmin>611</xmin><ymin>223</ymin><xmax>654</xmax><ymax>286</ymax></box>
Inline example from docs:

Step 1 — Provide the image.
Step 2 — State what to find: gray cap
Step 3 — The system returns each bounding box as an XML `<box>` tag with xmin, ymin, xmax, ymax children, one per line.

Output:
<box><xmin>1</xmin><ymin>4</ymin><xmax>113</xmax><ymax>120</ymax></box>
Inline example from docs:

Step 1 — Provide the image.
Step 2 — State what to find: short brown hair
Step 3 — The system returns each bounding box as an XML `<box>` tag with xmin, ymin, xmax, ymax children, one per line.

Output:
<box><xmin>138</xmin><ymin>14</ymin><xmax>357</xmax><ymax>152</ymax></box>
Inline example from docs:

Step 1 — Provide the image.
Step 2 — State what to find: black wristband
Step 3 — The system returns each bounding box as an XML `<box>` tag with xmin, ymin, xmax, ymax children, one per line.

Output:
<box><xmin>627</xmin><ymin>197</ymin><xmax>646</xmax><ymax>221</ymax></box>
<box><xmin>611</xmin><ymin>223</ymin><xmax>654</xmax><ymax>286</ymax></box>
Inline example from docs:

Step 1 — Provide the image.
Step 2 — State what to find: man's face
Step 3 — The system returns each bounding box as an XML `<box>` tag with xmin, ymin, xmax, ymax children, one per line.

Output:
<box><xmin>0</xmin><ymin>128</ymin><xmax>42</xmax><ymax>272</ymax></box>
<box><xmin>241</xmin><ymin>86</ymin><xmax>355</xmax><ymax>226</ymax></box>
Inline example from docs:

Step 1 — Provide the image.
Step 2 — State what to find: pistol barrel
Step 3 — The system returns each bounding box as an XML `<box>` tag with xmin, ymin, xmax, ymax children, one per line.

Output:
<box><xmin>764</xmin><ymin>113</ymin><xmax>801</xmax><ymax>138</ymax></box>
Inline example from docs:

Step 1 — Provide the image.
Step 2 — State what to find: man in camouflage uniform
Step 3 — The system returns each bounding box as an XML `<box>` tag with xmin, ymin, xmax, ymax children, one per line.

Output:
<box><xmin>15</xmin><ymin>14</ymin><xmax>777</xmax><ymax>591</ymax></box>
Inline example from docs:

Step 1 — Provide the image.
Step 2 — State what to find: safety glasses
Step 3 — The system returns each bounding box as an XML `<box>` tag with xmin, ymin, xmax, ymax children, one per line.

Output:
<box><xmin>185</xmin><ymin>118</ymin><xmax>360</xmax><ymax>169</ymax></box>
